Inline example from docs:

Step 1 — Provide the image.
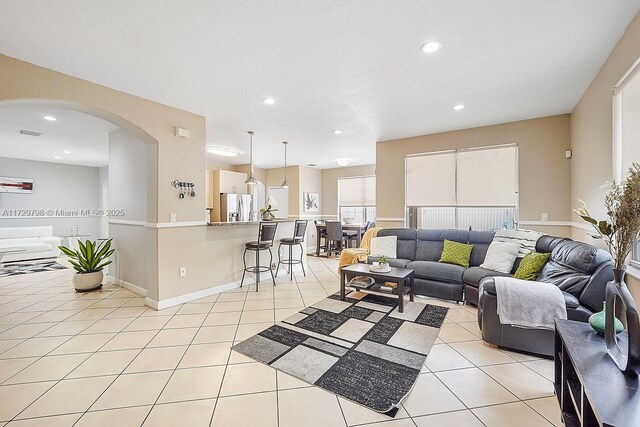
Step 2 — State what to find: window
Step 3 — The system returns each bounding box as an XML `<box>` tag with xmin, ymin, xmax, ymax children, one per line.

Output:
<box><xmin>405</xmin><ymin>145</ymin><xmax>518</xmax><ymax>230</ymax></box>
<box><xmin>613</xmin><ymin>56</ymin><xmax>640</xmax><ymax>264</ymax></box>
<box><xmin>338</xmin><ymin>176</ymin><xmax>376</xmax><ymax>224</ymax></box>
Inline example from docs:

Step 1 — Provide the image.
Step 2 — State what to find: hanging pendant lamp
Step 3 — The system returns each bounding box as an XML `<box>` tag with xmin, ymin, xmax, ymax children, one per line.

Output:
<box><xmin>281</xmin><ymin>141</ymin><xmax>290</xmax><ymax>188</ymax></box>
<box><xmin>245</xmin><ymin>131</ymin><xmax>257</xmax><ymax>185</ymax></box>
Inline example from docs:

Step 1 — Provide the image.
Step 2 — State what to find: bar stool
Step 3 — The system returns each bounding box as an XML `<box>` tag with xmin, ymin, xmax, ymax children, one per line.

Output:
<box><xmin>241</xmin><ymin>221</ymin><xmax>278</xmax><ymax>291</ymax></box>
<box><xmin>276</xmin><ymin>220</ymin><xmax>308</xmax><ymax>280</ymax></box>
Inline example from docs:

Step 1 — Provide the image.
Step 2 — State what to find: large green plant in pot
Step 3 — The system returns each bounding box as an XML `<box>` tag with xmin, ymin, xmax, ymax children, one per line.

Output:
<box><xmin>59</xmin><ymin>239</ymin><xmax>114</xmax><ymax>292</ymax></box>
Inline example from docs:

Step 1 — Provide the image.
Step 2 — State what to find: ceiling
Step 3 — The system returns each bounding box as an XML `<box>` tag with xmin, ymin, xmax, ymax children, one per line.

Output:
<box><xmin>0</xmin><ymin>105</ymin><xmax>118</xmax><ymax>167</ymax></box>
<box><xmin>0</xmin><ymin>1</ymin><xmax>638</xmax><ymax>169</ymax></box>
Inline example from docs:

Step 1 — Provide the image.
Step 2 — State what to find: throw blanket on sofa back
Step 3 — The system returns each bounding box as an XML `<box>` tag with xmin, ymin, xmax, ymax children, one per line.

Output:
<box><xmin>493</xmin><ymin>276</ymin><xmax>567</xmax><ymax>330</ymax></box>
<box><xmin>337</xmin><ymin>227</ymin><xmax>382</xmax><ymax>272</ymax></box>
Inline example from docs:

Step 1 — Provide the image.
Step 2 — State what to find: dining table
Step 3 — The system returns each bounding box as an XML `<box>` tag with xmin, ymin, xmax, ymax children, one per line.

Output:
<box><xmin>315</xmin><ymin>222</ymin><xmax>367</xmax><ymax>256</ymax></box>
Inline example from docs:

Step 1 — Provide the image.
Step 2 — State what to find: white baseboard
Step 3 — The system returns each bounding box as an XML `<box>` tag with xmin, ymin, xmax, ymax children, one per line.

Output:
<box><xmin>146</xmin><ymin>279</ymin><xmax>243</xmax><ymax>310</ymax></box>
<box><xmin>105</xmin><ymin>275</ymin><xmax>147</xmax><ymax>297</ymax></box>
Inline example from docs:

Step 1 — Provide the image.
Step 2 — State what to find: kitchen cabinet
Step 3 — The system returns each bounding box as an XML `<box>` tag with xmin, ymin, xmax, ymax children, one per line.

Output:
<box><xmin>216</xmin><ymin>170</ymin><xmax>248</xmax><ymax>194</ymax></box>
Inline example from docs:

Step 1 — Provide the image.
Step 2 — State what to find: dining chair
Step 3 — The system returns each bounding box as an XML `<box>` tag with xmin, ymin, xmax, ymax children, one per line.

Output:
<box><xmin>325</xmin><ymin>221</ymin><xmax>357</xmax><ymax>256</ymax></box>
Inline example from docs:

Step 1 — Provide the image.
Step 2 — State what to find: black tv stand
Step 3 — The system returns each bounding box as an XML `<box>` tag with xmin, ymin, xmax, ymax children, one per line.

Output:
<box><xmin>554</xmin><ymin>319</ymin><xmax>640</xmax><ymax>426</ymax></box>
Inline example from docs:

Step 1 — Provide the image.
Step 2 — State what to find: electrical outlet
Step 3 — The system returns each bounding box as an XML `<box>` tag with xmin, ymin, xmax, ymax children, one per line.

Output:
<box><xmin>179</xmin><ymin>267</ymin><xmax>186</xmax><ymax>277</ymax></box>
<box><xmin>541</xmin><ymin>212</ymin><xmax>549</xmax><ymax>221</ymax></box>
<box><xmin>170</xmin><ymin>213</ymin><xmax>176</xmax><ymax>223</ymax></box>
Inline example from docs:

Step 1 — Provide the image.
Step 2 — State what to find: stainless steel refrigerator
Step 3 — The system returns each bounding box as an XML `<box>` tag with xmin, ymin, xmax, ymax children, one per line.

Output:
<box><xmin>220</xmin><ymin>193</ymin><xmax>252</xmax><ymax>222</ymax></box>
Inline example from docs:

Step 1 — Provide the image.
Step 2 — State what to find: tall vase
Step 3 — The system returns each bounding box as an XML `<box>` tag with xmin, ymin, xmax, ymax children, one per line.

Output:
<box><xmin>605</xmin><ymin>268</ymin><xmax>640</xmax><ymax>376</ymax></box>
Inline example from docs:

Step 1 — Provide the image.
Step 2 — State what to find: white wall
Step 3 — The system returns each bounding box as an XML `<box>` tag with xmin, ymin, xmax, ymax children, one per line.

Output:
<box><xmin>108</xmin><ymin>129</ymin><xmax>150</xmax><ymax>291</ymax></box>
<box><xmin>0</xmin><ymin>157</ymin><xmax>100</xmax><ymax>239</ymax></box>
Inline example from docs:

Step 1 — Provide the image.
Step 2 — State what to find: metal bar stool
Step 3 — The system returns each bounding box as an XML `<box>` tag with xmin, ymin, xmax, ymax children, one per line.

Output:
<box><xmin>276</xmin><ymin>220</ymin><xmax>308</xmax><ymax>280</ymax></box>
<box><xmin>241</xmin><ymin>221</ymin><xmax>278</xmax><ymax>291</ymax></box>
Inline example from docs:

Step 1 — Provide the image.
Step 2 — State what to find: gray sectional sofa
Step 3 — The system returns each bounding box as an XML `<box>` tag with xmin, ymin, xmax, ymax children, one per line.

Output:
<box><xmin>366</xmin><ymin>228</ymin><xmax>614</xmax><ymax>356</ymax></box>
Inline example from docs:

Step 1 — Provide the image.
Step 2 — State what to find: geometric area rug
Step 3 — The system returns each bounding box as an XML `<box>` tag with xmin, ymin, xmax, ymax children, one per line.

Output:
<box><xmin>232</xmin><ymin>290</ymin><xmax>448</xmax><ymax>416</ymax></box>
<box><xmin>0</xmin><ymin>260</ymin><xmax>68</xmax><ymax>277</ymax></box>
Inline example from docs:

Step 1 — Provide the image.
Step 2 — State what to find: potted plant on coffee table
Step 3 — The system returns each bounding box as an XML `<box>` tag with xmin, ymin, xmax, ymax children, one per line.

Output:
<box><xmin>59</xmin><ymin>239</ymin><xmax>114</xmax><ymax>292</ymax></box>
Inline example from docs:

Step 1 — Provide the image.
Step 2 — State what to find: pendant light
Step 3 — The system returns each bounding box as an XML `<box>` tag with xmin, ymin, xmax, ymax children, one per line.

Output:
<box><xmin>281</xmin><ymin>141</ymin><xmax>290</xmax><ymax>188</ymax></box>
<box><xmin>245</xmin><ymin>131</ymin><xmax>257</xmax><ymax>185</ymax></box>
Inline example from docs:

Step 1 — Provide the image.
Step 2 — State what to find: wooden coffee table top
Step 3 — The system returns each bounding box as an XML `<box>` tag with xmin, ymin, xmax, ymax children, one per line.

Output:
<box><xmin>341</xmin><ymin>263</ymin><xmax>414</xmax><ymax>280</ymax></box>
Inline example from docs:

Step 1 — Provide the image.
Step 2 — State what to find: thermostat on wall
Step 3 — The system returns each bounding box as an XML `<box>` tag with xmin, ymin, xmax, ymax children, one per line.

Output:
<box><xmin>175</xmin><ymin>127</ymin><xmax>190</xmax><ymax>139</ymax></box>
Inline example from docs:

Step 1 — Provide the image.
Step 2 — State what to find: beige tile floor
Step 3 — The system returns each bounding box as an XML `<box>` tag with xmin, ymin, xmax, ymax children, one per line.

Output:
<box><xmin>0</xmin><ymin>255</ymin><xmax>563</xmax><ymax>426</ymax></box>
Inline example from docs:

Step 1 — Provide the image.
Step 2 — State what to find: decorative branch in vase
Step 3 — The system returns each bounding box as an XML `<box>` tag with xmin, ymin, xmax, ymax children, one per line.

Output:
<box><xmin>574</xmin><ymin>163</ymin><xmax>640</xmax><ymax>376</ymax></box>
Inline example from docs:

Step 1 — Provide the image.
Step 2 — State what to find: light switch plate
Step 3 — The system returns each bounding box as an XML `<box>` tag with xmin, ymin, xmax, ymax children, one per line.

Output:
<box><xmin>170</xmin><ymin>213</ymin><xmax>176</xmax><ymax>223</ymax></box>
<box><xmin>541</xmin><ymin>212</ymin><xmax>549</xmax><ymax>221</ymax></box>
<box><xmin>179</xmin><ymin>267</ymin><xmax>186</xmax><ymax>277</ymax></box>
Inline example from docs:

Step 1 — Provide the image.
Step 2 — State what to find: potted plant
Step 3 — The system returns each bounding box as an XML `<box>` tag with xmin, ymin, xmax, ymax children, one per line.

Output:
<box><xmin>377</xmin><ymin>255</ymin><xmax>390</xmax><ymax>270</ymax></box>
<box><xmin>574</xmin><ymin>163</ymin><xmax>640</xmax><ymax>375</ymax></box>
<box><xmin>59</xmin><ymin>239</ymin><xmax>114</xmax><ymax>292</ymax></box>
<box><xmin>260</xmin><ymin>204</ymin><xmax>278</xmax><ymax>220</ymax></box>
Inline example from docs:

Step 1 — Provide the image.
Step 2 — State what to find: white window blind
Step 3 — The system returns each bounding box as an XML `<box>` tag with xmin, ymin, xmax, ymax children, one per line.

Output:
<box><xmin>338</xmin><ymin>176</ymin><xmax>376</xmax><ymax>207</ymax></box>
<box><xmin>620</xmin><ymin>65</ymin><xmax>640</xmax><ymax>176</ymax></box>
<box><xmin>456</xmin><ymin>146</ymin><xmax>518</xmax><ymax>206</ymax></box>
<box><xmin>405</xmin><ymin>151</ymin><xmax>456</xmax><ymax>206</ymax></box>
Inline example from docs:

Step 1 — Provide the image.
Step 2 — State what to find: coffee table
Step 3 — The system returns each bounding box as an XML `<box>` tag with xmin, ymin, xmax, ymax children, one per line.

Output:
<box><xmin>0</xmin><ymin>249</ymin><xmax>28</xmax><ymax>268</ymax></box>
<box><xmin>340</xmin><ymin>263</ymin><xmax>414</xmax><ymax>313</ymax></box>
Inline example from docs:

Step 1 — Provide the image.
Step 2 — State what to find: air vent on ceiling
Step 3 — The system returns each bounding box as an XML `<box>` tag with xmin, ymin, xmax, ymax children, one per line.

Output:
<box><xmin>19</xmin><ymin>130</ymin><xmax>42</xmax><ymax>137</ymax></box>
<box><xmin>307</xmin><ymin>163</ymin><xmax>317</xmax><ymax>167</ymax></box>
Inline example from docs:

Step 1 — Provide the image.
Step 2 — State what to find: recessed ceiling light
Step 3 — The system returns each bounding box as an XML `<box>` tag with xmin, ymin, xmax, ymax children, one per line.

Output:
<box><xmin>454</xmin><ymin>104</ymin><xmax>465</xmax><ymax>111</ymax></box>
<box><xmin>43</xmin><ymin>115</ymin><xmax>57</xmax><ymax>121</ymax></box>
<box><xmin>62</xmin><ymin>150</ymin><xmax>71</xmax><ymax>154</ymax></box>
<box><xmin>420</xmin><ymin>41</ymin><xmax>441</xmax><ymax>53</ymax></box>
<box><xmin>206</xmin><ymin>146</ymin><xmax>241</xmax><ymax>157</ymax></box>
<box><xmin>53</xmin><ymin>156</ymin><xmax>61</xmax><ymax>159</ymax></box>
<box><xmin>335</xmin><ymin>158</ymin><xmax>352</xmax><ymax>167</ymax></box>
<box><xmin>333</xmin><ymin>130</ymin><xmax>343</xmax><ymax>134</ymax></box>
<box><xmin>263</xmin><ymin>97</ymin><xmax>276</xmax><ymax>105</ymax></box>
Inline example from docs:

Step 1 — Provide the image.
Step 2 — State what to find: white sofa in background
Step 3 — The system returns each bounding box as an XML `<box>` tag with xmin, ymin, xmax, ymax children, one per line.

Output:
<box><xmin>0</xmin><ymin>226</ymin><xmax>61</xmax><ymax>263</ymax></box>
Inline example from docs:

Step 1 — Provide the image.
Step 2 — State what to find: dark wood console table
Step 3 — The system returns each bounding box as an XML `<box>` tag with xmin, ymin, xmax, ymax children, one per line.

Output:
<box><xmin>554</xmin><ymin>319</ymin><xmax>640</xmax><ymax>426</ymax></box>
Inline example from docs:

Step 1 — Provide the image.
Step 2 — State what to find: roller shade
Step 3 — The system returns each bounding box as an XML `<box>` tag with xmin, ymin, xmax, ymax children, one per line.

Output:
<box><xmin>456</xmin><ymin>146</ymin><xmax>518</xmax><ymax>206</ymax></box>
<box><xmin>406</xmin><ymin>151</ymin><xmax>456</xmax><ymax>206</ymax></box>
<box><xmin>621</xmin><ymin>66</ymin><xmax>640</xmax><ymax>175</ymax></box>
<box><xmin>338</xmin><ymin>176</ymin><xmax>376</xmax><ymax>207</ymax></box>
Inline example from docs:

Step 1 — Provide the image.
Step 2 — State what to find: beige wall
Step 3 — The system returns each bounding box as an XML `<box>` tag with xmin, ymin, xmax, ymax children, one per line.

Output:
<box><xmin>265</xmin><ymin>166</ymin><xmax>299</xmax><ymax>216</ymax></box>
<box><xmin>321</xmin><ymin>165</ymin><xmax>377</xmax><ymax>218</ymax></box>
<box><xmin>375</xmin><ymin>115</ymin><xmax>572</xmax><ymax>228</ymax></box>
<box><xmin>570</xmin><ymin>12</ymin><xmax>640</xmax><ymax>300</ymax></box>
<box><xmin>0</xmin><ymin>54</ymin><xmax>206</xmax><ymax>304</ymax></box>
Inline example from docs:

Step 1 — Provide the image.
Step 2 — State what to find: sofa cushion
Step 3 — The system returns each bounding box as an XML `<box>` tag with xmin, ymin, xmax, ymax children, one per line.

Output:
<box><xmin>378</xmin><ymin>228</ymin><xmax>416</xmax><ymax>260</ymax></box>
<box><xmin>468</xmin><ymin>230</ymin><xmax>495</xmax><ymax>266</ymax></box>
<box><xmin>439</xmin><ymin>240</ymin><xmax>473</xmax><ymax>268</ymax></box>
<box><xmin>367</xmin><ymin>257</ymin><xmax>411</xmax><ymax>268</ymax></box>
<box><xmin>415</xmin><ymin>229</ymin><xmax>469</xmax><ymax>261</ymax></box>
<box><xmin>407</xmin><ymin>260</ymin><xmax>465</xmax><ymax>284</ymax></box>
<box><xmin>0</xmin><ymin>243</ymin><xmax>52</xmax><ymax>252</ymax></box>
<box><xmin>480</xmin><ymin>241</ymin><xmax>521</xmax><ymax>273</ymax></box>
<box><xmin>514</xmin><ymin>251</ymin><xmax>551</xmax><ymax>281</ymax></box>
<box><xmin>538</xmin><ymin>239</ymin><xmax>612</xmax><ymax>296</ymax></box>
<box><xmin>463</xmin><ymin>266</ymin><xmax>512</xmax><ymax>287</ymax></box>
<box><xmin>370</xmin><ymin>236</ymin><xmax>397</xmax><ymax>258</ymax></box>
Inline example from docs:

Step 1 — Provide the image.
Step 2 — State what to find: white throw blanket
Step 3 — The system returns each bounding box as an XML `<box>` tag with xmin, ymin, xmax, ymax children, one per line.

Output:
<box><xmin>493</xmin><ymin>277</ymin><xmax>567</xmax><ymax>330</ymax></box>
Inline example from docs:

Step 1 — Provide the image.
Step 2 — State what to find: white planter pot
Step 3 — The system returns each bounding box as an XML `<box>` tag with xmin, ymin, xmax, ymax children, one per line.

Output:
<box><xmin>379</xmin><ymin>263</ymin><xmax>390</xmax><ymax>270</ymax></box>
<box><xmin>73</xmin><ymin>271</ymin><xmax>103</xmax><ymax>292</ymax></box>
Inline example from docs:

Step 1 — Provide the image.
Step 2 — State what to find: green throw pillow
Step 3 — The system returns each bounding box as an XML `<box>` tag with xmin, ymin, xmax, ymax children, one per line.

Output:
<box><xmin>439</xmin><ymin>239</ymin><xmax>474</xmax><ymax>268</ymax></box>
<box><xmin>514</xmin><ymin>251</ymin><xmax>551</xmax><ymax>281</ymax></box>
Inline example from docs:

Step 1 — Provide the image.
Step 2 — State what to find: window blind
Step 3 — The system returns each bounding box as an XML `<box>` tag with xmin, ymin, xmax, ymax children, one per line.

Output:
<box><xmin>620</xmin><ymin>66</ymin><xmax>640</xmax><ymax>175</ymax></box>
<box><xmin>338</xmin><ymin>176</ymin><xmax>376</xmax><ymax>207</ymax></box>
<box><xmin>405</xmin><ymin>151</ymin><xmax>456</xmax><ymax>206</ymax></box>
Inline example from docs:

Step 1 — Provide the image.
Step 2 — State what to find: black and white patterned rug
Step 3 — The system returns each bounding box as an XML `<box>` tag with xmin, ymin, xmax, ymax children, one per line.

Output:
<box><xmin>232</xmin><ymin>291</ymin><xmax>448</xmax><ymax>415</ymax></box>
<box><xmin>0</xmin><ymin>261</ymin><xmax>68</xmax><ymax>277</ymax></box>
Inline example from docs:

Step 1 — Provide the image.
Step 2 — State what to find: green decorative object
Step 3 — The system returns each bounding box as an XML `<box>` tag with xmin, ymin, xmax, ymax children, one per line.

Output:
<box><xmin>439</xmin><ymin>239</ymin><xmax>473</xmax><ymax>268</ymax></box>
<box><xmin>514</xmin><ymin>251</ymin><xmax>551</xmax><ymax>281</ymax></box>
<box><xmin>589</xmin><ymin>301</ymin><xmax>623</xmax><ymax>336</ymax></box>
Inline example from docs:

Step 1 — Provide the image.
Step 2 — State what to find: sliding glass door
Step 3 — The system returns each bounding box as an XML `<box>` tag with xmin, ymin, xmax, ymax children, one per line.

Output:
<box><xmin>405</xmin><ymin>145</ymin><xmax>518</xmax><ymax>231</ymax></box>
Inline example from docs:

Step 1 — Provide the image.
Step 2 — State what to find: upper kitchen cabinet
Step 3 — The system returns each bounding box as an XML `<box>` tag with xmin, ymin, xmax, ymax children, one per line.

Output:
<box><xmin>215</xmin><ymin>170</ymin><xmax>248</xmax><ymax>194</ymax></box>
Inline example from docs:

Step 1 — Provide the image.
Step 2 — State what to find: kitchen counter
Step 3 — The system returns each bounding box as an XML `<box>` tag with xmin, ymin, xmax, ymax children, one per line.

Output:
<box><xmin>207</xmin><ymin>219</ymin><xmax>294</xmax><ymax>226</ymax></box>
